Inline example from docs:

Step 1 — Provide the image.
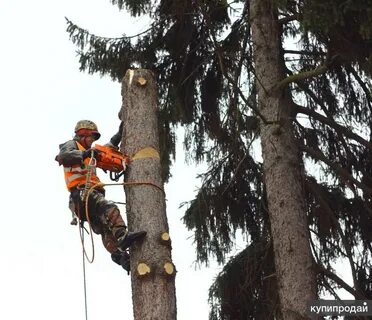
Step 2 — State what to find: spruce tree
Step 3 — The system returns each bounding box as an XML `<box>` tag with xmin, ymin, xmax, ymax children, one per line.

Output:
<box><xmin>121</xmin><ymin>69</ymin><xmax>176</xmax><ymax>320</ymax></box>
<box><xmin>66</xmin><ymin>0</ymin><xmax>372</xmax><ymax>318</ymax></box>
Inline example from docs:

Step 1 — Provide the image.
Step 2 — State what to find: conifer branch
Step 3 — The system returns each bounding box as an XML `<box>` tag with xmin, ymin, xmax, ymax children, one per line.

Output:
<box><xmin>202</xmin><ymin>11</ymin><xmax>268</xmax><ymax>123</ymax></box>
<box><xmin>307</xmin><ymin>179</ymin><xmax>363</xmax><ymax>298</ymax></box>
<box><xmin>322</xmin><ymin>277</ymin><xmax>343</xmax><ymax>301</ymax></box>
<box><xmin>296</xmin><ymin>104</ymin><xmax>372</xmax><ymax>151</ymax></box>
<box><xmin>278</xmin><ymin>14</ymin><xmax>300</xmax><ymax>24</ymax></box>
<box><xmin>348</xmin><ymin>65</ymin><xmax>372</xmax><ymax>109</ymax></box>
<box><xmin>65</xmin><ymin>17</ymin><xmax>159</xmax><ymax>42</ymax></box>
<box><xmin>309</xmin><ymin>228</ymin><xmax>347</xmax><ymax>257</ymax></box>
<box><xmin>334</xmin><ymin>224</ymin><xmax>362</xmax><ymax>297</ymax></box>
<box><xmin>221</xmin><ymin>132</ymin><xmax>258</xmax><ymax>195</ymax></box>
<box><xmin>284</xmin><ymin>49</ymin><xmax>326</xmax><ymax>56</ymax></box>
<box><xmin>309</xmin><ymin>230</ymin><xmax>345</xmax><ymax>300</ymax></box>
<box><xmin>301</xmin><ymin>144</ymin><xmax>372</xmax><ymax>196</ymax></box>
<box><xmin>276</xmin><ymin>64</ymin><xmax>328</xmax><ymax>90</ymax></box>
<box><xmin>295</xmin><ymin>83</ymin><xmax>361</xmax><ymax>164</ymax></box>
<box><xmin>232</xmin><ymin>16</ymin><xmax>250</xmax><ymax>100</ymax></box>
<box><xmin>317</xmin><ymin>265</ymin><xmax>365</xmax><ymax>299</ymax></box>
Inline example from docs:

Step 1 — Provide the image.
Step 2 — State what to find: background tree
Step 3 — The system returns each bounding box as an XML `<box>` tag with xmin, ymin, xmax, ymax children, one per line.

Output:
<box><xmin>67</xmin><ymin>0</ymin><xmax>372</xmax><ymax>318</ymax></box>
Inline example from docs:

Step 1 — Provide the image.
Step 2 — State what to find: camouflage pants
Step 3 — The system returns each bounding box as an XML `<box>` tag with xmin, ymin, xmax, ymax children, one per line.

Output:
<box><xmin>69</xmin><ymin>188</ymin><xmax>126</xmax><ymax>253</ymax></box>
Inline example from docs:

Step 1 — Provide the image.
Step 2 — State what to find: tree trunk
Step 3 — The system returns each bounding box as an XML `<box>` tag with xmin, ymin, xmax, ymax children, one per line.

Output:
<box><xmin>250</xmin><ymin>1</ymin><xmax>316</xmax><ymax>319</ymax></box>
<box><xmin>121</xmin><ymin>69</ymin><xmax>177</xmax><ymax>320</ymax></box>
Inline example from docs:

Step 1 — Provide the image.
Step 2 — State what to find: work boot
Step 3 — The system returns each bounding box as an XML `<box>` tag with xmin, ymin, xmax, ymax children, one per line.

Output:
<box><xmin>120</xmin><ymin>251</ymin><xmax>131</xmax><ymax>274</ymax></box>
<box><xmin>111</xmin><ymin>250</ymin><xmax>131</xmax><ymax>274</ymax></box>
<box><xmin>104</xmin><ymin>208</ymin><xmax>147</xmax><ymax>250</ymax></box>
<box><xmin>117</xmin><ymin>230</ymin><xmax>147</xmax><ymax>251</ymax></box>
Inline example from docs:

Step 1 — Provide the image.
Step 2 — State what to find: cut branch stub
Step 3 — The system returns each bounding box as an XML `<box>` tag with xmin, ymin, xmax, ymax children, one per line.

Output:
<box><xmin>160</xmin><ymin>232</ymin><xmax>171</xmax><ymax>246</ymax></box>
<box><xmin>137</xmin><ymin>262</ymin><xmax>151</xmax><ymax>277</ymax></box>
<box><xmin>137</xmin><ymin>77</ymin><xmax>147</xmax><ymax>86</ymax></box>
<box><xmin>163</xmin><ymin>262</ymin><xmax>176</xmax><ymax>276</ymax></box>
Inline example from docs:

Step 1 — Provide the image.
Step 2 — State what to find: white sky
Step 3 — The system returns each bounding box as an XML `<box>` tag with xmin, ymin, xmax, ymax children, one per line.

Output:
<box><xmin>0</xmin><ymin>1</ymin><xmax>234</xmax><ymax>319</ymax></box>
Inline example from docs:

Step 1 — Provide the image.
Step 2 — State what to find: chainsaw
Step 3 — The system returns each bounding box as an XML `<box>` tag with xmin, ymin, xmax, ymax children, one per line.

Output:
<box><xmin>92</xmin><ymin>144</ymin><xmax>130</xmax><ymax>181</ymax></box>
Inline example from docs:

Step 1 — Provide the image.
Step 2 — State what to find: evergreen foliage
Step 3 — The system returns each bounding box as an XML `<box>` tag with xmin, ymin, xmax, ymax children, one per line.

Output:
<box><xmin>66</xmin><ymin>0</ymin><xmax>372</xmax><ymax>318</ymax></box>
<box><xmin>208</xmin><ymin>240</ymin><xmax>280</xmax><ymax>320</ymax></box>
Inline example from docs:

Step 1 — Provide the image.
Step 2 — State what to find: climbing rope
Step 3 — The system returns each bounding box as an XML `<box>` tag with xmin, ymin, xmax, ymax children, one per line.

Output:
<box><xmin>81</xmin><ymin>228</ymin><xmax>89</xmax><ymax>320</ymax></box>
<box><xmin>76</xmin><ymin>153</ymin><xmax>97</xmax><ymax>264</ymax></box>
<box><xmin>75</xmin><ymin>179</ymin><xmax>164</xmax><ymax>320</ymax></box>
<box><xmin>74</xmin><ymin>150</ymin><xmax>165</xmax><ymax>320</ymax></box>
<box><xmin>79</xmin><ymin>180</ymin><xmax>164</xmax><ymax>263</ymax></box>
<box><xmin>72</xmin><ymin>152</ymin><xmax>97</xmax><ymax>320</ymax></box>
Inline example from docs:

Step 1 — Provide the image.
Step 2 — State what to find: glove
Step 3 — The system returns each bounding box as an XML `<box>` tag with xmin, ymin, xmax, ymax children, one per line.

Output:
<box><xmin>82</xmin><ymin>148</ymin><xmax>100</xmax><ymax>159</ymax></box>
<box><xmin>104</xmin><ymin>141</ymin><xmax>119</xmax><ymax>150</ymax></box>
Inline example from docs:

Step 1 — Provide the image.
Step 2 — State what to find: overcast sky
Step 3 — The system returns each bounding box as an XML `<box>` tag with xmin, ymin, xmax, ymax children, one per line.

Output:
<box><xmin>0</xmin><ymin>1</ymin><xmax>238</xmax><ymax>319</ymax></box>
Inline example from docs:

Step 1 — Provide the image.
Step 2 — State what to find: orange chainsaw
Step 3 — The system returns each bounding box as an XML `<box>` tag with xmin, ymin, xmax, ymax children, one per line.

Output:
<box><xmin>92</xmin><ymin>144</ymin><xmax>130</xmax><ymax>181</ymax></box>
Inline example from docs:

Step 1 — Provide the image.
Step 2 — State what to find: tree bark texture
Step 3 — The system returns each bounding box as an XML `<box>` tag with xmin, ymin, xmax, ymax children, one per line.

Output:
<box><xmin>121</xmin><ymin>69</ymin><xmax>177</xmax><ymax>320</ymax></box>
<box><xmin>250</xmin><ymin>1</ymin><xmax>316</xmax><ymax>319</ymax></box>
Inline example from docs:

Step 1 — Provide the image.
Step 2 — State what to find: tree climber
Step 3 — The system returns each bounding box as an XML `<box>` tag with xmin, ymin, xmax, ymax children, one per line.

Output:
<box><xmin>56</xmin><ymin>120</ymin><xmax>146</xmax><ymax>273</ymax></box>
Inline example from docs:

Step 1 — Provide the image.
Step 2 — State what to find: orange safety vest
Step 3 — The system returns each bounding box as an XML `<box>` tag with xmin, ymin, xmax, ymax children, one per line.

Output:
<box><xmin>63</xmin><ymin>142</ymin><xmax>101</xmax><ymax>191</ymax></box>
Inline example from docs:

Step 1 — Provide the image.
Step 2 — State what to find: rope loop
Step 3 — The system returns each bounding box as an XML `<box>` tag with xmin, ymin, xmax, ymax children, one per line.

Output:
<box><xmin>75</xmin><ymin>174</ymin><xmax>164</xmax><ymax>320</ymax></box>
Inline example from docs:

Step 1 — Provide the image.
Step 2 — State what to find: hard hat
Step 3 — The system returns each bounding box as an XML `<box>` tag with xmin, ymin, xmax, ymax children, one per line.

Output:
<box><xmin>74</xmin><ymin>120</ymin><xmax>101</xmax><ymax>140</ymax></box>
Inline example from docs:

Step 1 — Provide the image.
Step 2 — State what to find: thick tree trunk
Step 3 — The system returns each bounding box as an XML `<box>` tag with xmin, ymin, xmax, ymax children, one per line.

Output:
<box><xmin>250</xmin><ymin>1</ymin><xmax>316</xmax><ymax>319</ymax></box>
<box><xmin>121</xmin><ymin>69</ymin><xmax>177</xmax><ymax>320</ymax></box>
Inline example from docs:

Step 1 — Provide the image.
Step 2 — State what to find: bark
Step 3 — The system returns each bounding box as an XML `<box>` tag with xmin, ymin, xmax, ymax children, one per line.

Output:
<box><xmin>121</xmin><ymin>69</ymin><xmax>177</xmax><ymax>320</ymax></box>
<box><xmin>250</xmin><ymin>1</ymin><xmax>316</xmax><ymax>319</ymax></box>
